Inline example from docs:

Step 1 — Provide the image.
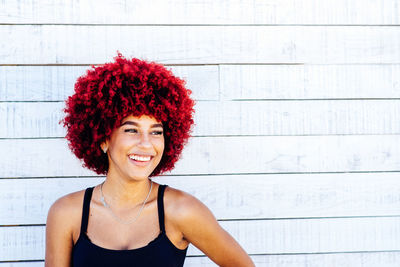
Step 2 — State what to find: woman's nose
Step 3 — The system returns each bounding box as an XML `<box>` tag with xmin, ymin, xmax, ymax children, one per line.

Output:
<box><xmin>138</xmin><ymin>133</ymin><xmax>152</xmax><ymax>147</ymax></box>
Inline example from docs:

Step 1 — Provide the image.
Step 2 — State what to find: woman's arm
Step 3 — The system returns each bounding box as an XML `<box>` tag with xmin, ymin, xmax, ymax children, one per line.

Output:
<box><xmin>170</xmin><ymin>190</ymin><xmax>255</xmax><ymax>267</ymax></box>
<box><xmin>45</xmin><ymin>194</ymin><xmax>78</xmax><ymax>267</ymax></box>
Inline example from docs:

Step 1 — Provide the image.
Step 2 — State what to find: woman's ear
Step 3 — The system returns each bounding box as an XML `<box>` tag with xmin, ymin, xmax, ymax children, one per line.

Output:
<box><xmin>101</xmin><ymin>142</ymin><xmax>108</xmax><ymax>153</ymax></box>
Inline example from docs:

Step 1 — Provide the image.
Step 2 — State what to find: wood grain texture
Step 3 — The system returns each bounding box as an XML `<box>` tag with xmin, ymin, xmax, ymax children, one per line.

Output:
<box><xmin>2</xmin><ymin>0</ymin><xmax>400</xmax><ymax>265</ymax></box>
<box><xmin>2</xmin><ymin>217</ymin><xmax>400</xmax><ymax>261</ymax></box>
<box><xmin>201</xmin><ymin>252</ymin><xmax>400</xmax><ymax>267</ymax></box>
<box><xmin>2</xmin><ymin>100</ymin><xmax>400</xmax><ymax>138</ymax></box>
<box><xmin>1</xmin><ymin>172</ymin><xmax>400</xmax><ymax>225</ymax></box>
<box><xmin>2</xmin><ymin>64</ymin><xmax>400</xmax><ymax>102</ymax></box>
<box><xmin>0</xmin><ymin>264</ymin><xmax>42</xmax><ymax>267</ymax></box>
<box><xmin>220</xmin><ymin>64</ymin><xmax>400</xmax><ymax>100</ymax></box>
<box><xmin>1</xmin><ymin>135</ymin><xmax>399</xmax><ymax>178</ymax></box>
<box><xmin>2</xmin><ymin>26</ymin><xmax>400</xmax><ymax>64</ymax></box>
<box><xmin>0</xmin><ymin>65</ymin><xmax>219</xmax><ymax>101</ymax></box>
<box><xmin>1</xmin><ymin>0</ymin><xmax>399</xmax><ymax>25</ymax></box>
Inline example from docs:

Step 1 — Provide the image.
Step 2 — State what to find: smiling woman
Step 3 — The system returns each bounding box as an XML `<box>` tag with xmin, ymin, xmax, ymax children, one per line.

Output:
<box><xmin>101</xmin><ymin>115</ymin><xmax>165</xmax><ymax>183</ymax></box>
<box><xmin>45</xmin><ymin>53</ymin><xmax>255</xmax><ymax>267</ymax></box>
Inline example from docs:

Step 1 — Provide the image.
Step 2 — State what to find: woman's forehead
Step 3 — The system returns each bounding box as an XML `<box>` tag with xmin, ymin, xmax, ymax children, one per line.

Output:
<box><xmin>121</xmin><ymin>114</ymin><xmax>163</xmax><ymax>126</ymax></box>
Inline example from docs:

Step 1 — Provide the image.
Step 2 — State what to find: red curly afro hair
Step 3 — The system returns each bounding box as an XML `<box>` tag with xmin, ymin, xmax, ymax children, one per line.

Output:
<box><xmin>61</xmin><ymin>53</ymin><xmax>195</xmax><ymax>177</ymax></box>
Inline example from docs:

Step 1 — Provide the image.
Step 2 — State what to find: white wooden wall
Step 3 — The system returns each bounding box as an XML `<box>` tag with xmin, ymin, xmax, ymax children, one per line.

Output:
<box><xmin>1</xmin><ymin>1</ymin><xmax>400</xmax><ymax>266</ymax></box>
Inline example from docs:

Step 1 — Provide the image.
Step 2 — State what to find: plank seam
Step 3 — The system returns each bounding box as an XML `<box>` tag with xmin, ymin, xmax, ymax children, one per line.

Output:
<box><xmin>2</xmin><ymin>133</ymin><xmax>400</xmax><ymax>141</ymax></box>
<box><xmin>3</xmin><ymin>215</ymin><xmax>400</xmax><ymax>227</ymax></box>
<box><xmin>230</xmin><ymin>98</ymin><xmax>400</xmax><ymax>101</ymax></box>
<box><xmin>0</xmin><ymin>99</ymin><xmax>216</xmax><ymax>103</ymax></box>
<box><xmin>2</xmin><ymin>98</ymin><xmax>400</xmax><ymax>103</ymax></box>
<box><xmin>1</xmin><ymin>23</ymin><xmax>400</xmax><ymax>26</ymax></box>
<box><xmin>0</xmin><ymin>63</ymin><xmax>219</xmax><ymax>67</ymax></box>
<box><xmin>1</xmin><ymin>169</ymin><xmax>400</xmax><ymax>179</ymax></box>
<box><xmin>2</xmin><ymin>63</ymin><xmax>400</xmax><ymax>66</ymax></box>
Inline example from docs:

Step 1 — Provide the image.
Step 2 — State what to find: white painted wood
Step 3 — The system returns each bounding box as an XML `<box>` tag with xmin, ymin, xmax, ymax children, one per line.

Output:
<box><xmin>2</xmin><ymin>1</ymin><xmax>399</xmax><ymax>265</ymax></box>
<box><xmin>1</xmin><ymin>0</ymin><xmax>399</xmax><ymax>25</ymax></box>
<box><xmin>186</xmin><ymin>252</ymin><xmax>400</xmax><ymax>267</ymax></box>
<box><xmin>185</xmin><ymin>252</ymin><xmax>400</xmax><ymax>267</ymax></box>
<box><xmin>0</xmin><ymin>102</ymin><xmax>63</xmax><ymax>138</ymax></box>
<box><xmin>2</xmin><ymin>100</ymin><xmax>400</xmax><ymax>138</ymax></box>
<box><xmin>0</xmin><ymin>65</ymin><xmax>219</xmax><ymax>101</ymax></box>
<box><xmin>1</xmin><ymin>252</ymin><xmax>400</xmax><ymax>267</ymax></box>
<box><xmin>2</xmin><ymin>26</ymin><xmax>400</xmax><ymax>64</ymax></box>
<box><xmin>2</xmin><ymin>217</ymin><xmax>400</xmax><ymax>261</ymax></box>
<box><xmin>0</xmin><ymin>264</ymin><xmax>43</xmax><ymax>267</ymax></box>
<box><xmin>220</xmin><ymin>64</ymin><xmax>400</xmax><ymax>100</ymax></box>
<box><xmin>3</xmin><ymin>64</ymin><xmax>400</xmax><ymax>101</ymax></box>
<box><xmin>1</xmin><ymin>135</ymin><xmax>399</xmax><ymax>178</ymax></box>
<box><xmin>2</xmin><ymin>172</ymin><xmax>400</xmax><ymax>225</ymax></box>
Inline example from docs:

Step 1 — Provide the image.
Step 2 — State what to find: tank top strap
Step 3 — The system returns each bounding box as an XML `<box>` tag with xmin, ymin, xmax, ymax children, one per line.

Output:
<box><xmin>157</xmin><ymin>184</ymin><xmax>168</xmax><ymax>233</ymax></box>
<box><xmin>80</xmin><ymin>186</ymin><xmax>94</xmax><ymax>235</ymax></box>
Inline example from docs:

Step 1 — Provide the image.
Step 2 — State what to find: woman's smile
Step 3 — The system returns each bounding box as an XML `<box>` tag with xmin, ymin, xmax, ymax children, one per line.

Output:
<box><xmin>102</xmin><ymin>114</ymin><xmax>165</xmax><ymax>180</ymax></box>
<box><xmin>128</xmin><ymin>154</ymin><xmax>154</xmax><ymax>166</ymax></box>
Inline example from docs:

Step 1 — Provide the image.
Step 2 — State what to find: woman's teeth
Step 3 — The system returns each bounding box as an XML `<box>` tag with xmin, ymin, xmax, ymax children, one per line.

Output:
<box><xmin>129</xmin><ymin>154</ymin><xmax>151</xmax><ymax>162</ymax></box>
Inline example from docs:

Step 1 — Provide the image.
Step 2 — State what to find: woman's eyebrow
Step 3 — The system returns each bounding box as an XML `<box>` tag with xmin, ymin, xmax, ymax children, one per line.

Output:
<box><xmin>120</xmin><ymin>121</ymin><xmax>163</xmax><ymax>128</ymax></box>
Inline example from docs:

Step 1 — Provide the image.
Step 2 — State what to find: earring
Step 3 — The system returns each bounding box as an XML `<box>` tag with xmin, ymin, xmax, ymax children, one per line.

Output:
<box><xmin>102</xmin><ymin>147</ymin><xmax>108</xmax><ymax>153</ymax></box>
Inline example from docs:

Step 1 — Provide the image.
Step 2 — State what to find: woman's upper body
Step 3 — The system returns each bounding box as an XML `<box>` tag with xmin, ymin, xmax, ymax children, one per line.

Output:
<box><xmin>46</xmin><ymin>54</ymin><xmax>255</xmax><ymax>266</ymax></box>
<box><xmin>46</xmin><ymin>181</ymin><xmax>255</xmax><ymax>266</ymax></box>
<box><xmin>71</xmin><ymin>183</ymin><xmax>187</xmax><ymax>267</ymax></box>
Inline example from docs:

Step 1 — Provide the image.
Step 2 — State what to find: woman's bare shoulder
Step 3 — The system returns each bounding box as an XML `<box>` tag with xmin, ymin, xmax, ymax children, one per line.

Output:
<box><xmin>46</xmin><ymin>189</ymin><xmax>87</xmax><ymax>234</ymax></box>
<box><xmin>162</xmin><ymin>185</ymin><xmax>254</xmax><ymax>266</ymax></box>
<box><xmin>163</xmin><ymin>185</ymin><xmax>215</xmax><ymax>223</ymax></box>
<box><xmin>49</xmin><ymin>189</ymin><xmax>86</xmax><ymax>215</ymax></box>
<box><xmin>163</xmin><ymin>186</ymin><xmax>194</xmax><ymax>209</ymax></box>
<box><xmin>46</xmin><ymin>188</ymin><xmax>91</xmax><ymax>264</ymax></box>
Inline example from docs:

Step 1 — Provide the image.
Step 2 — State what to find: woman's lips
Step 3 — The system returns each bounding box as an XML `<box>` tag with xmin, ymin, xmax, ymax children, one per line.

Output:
<box><xmin>128</xmin><ymin>156</ymin><xmax>153</xmax><ymax>167</ymax></box>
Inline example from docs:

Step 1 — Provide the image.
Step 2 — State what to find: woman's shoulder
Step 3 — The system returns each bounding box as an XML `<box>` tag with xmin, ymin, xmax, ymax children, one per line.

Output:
<box><xmin>163</xmin><ymin>185</ymin><xmax>197</xmax><ymax>211</ymax></box>
<box><xmin>46</xmin><ymin>188</ymin><xmax>92</xmax><ymax>258</ymax></box>
<box><xmin>46</xmin><ymin>188</ymin><xmax>88</xmax><ymax>233</ymax></box>
<box><xmin>163</xmin><ymin>185</ymin><xmax>216</xmax><ymax>224</ymax></box>
<box><xmin>49</xmin><ymin>188</ymin><xmax>87</xmax><ymax>215</ymax></box>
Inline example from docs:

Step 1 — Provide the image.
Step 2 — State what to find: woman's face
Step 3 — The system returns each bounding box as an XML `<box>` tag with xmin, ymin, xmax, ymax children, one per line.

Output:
<box><xmin>102</xmin><ymin>114</ymin><xmax>165</xmax><ymax>181</ymax></box>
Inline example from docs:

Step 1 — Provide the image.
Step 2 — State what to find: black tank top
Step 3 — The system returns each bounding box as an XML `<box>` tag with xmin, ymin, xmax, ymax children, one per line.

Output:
<box><xmin>72</xmin><ymin>184</ymin><xmax>188</xmax><ymax>267</ymax></box>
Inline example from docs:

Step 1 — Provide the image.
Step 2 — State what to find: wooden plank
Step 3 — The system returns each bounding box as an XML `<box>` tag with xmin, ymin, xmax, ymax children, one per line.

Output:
<box><xmin>2</xmin><ymin>217</ymin><xmax>400</xmax><ymax>261</ymax></box>
<box><xmin>1</xmin><ymin>252</ymin><xmax>400</xmax><ymax>267</ymax></box>
<box><xmin>0</xmin><ymin>65</ymin><xmax>219</xmax><ymax>101</ymax></box>
<box><xmin>1</xmin><ymin>0</ymin><xmax>399</xmax><ymax>25</ymax></box>
<box><xmin>1</xmin><ymin>135</ymin><xmax>400</xmax><ymax>178</ymax></box>
<box><xmin>2</xmin><ymin>64</ymin><xmax>400</xmax><ymax>102</ymax></box>
<box><xmin>220</xmin><ymin>64</ymin><xmax>400</xmax><ymax>100</ymax></box>
<box><xmin>2</xmin><ymin>100</ymin><xmax>400</xmax><ymax>138</ymax></box>
<box><xmin>2</xmin><ymin>26</ymin><xmax>400</xmax><ymax>64</ymax></box>
<box><xmin>0</xmin><ymin>102</ymin><xmax>63</xmax><ymax>138</ymax></box>
<box><xmin>0</xmin><ymin>264</ymin><xmax>43</xmax><ymax>267</ymax></box>
<box><xmin>2</xmin><ymin>173</ymin><xmax>400</xmax><ymax>225</ymax></box>
<box><xmin>185</xmin><ymin>252</ymin><xmax>400</xmax><ymax>267</ymax></box>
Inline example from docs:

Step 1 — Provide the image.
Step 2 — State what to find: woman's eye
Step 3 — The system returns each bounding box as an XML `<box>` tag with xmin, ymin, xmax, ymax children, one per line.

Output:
<box><xmin>124</xmin><ymin>129</ymin><xmax>162</xmax><ymax>135</ymax></box>
<box><xmin>125</xmin><ymin>129</ymin><xmax>138</xmax><ymax>133</ymax></box>
<box><xmin>152</xmin><ymin>131</ymin><xmax>163</xmax><ymax>135</ymax></box>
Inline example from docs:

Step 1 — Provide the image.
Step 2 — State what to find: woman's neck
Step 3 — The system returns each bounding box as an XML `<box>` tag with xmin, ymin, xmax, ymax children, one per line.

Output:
<box><xmin>101</xmin><ymin>174</ymin><xmax>153</xmax><ymax>209</ymax></box>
